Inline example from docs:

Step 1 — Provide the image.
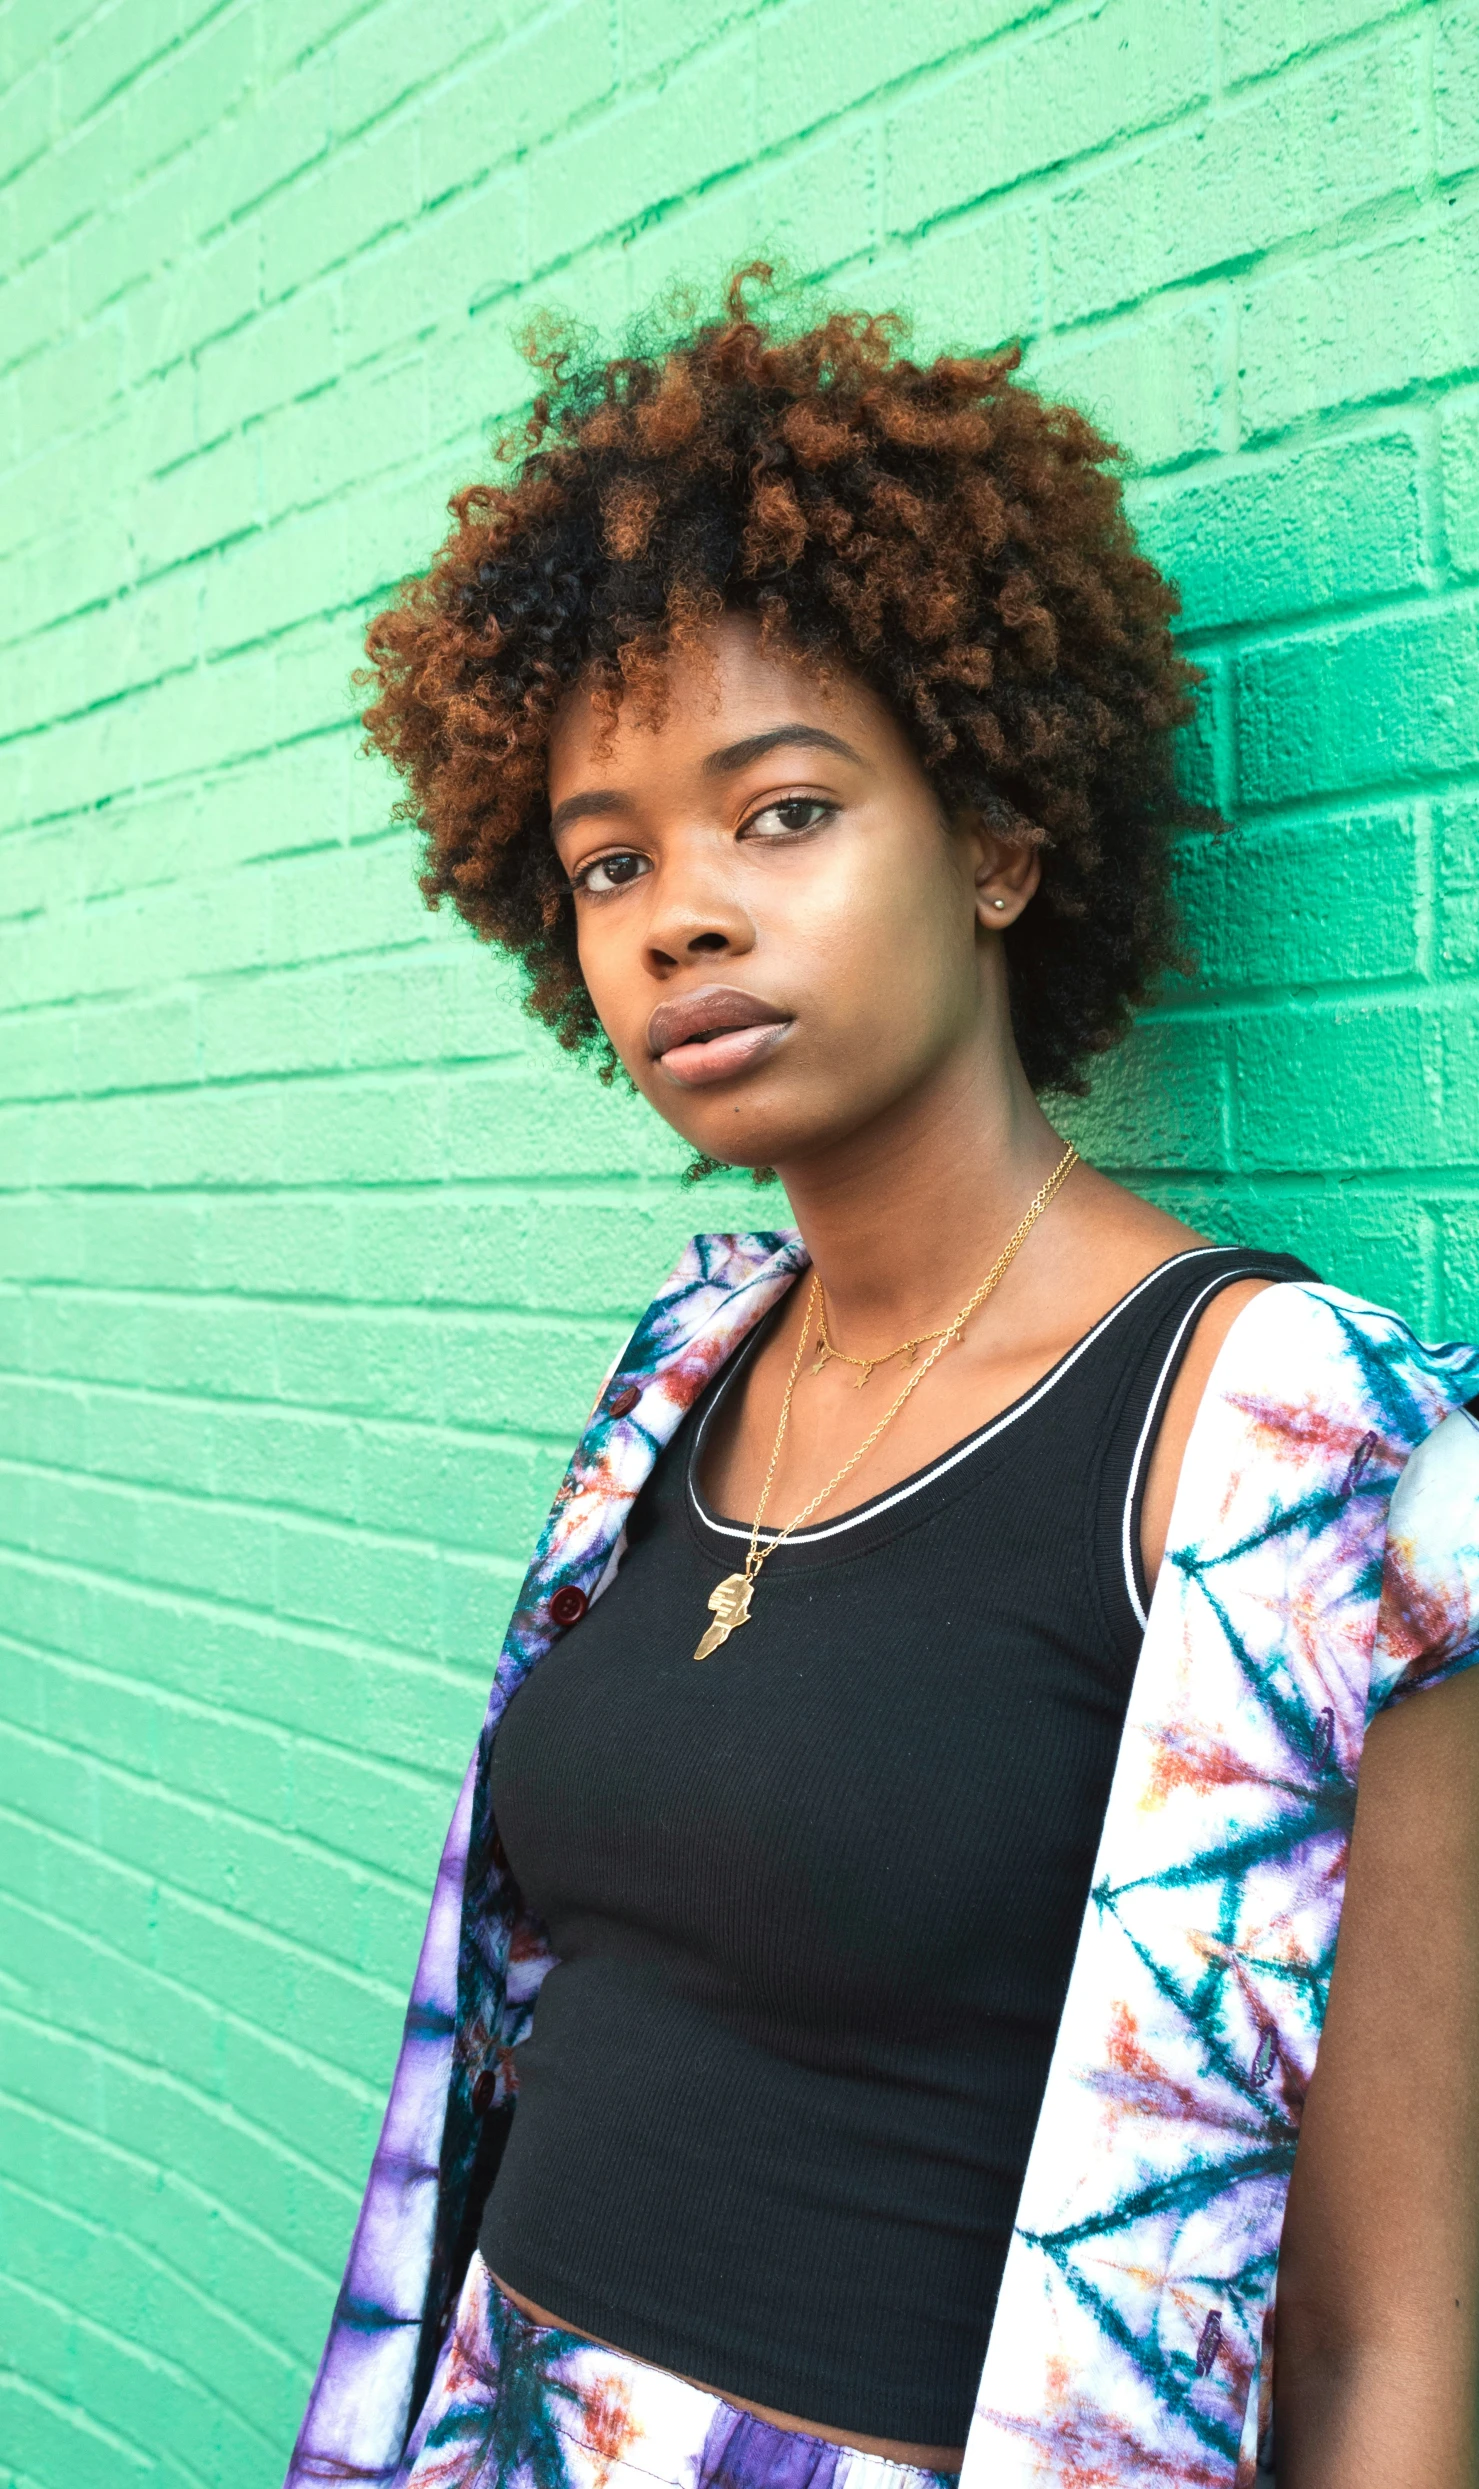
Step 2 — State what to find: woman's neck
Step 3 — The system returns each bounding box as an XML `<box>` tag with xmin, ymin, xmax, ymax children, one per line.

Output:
<box><xmin>773</xmin><ymin>1035</ymin><xmax>1068</xmax><ymax>1347</ymax></box>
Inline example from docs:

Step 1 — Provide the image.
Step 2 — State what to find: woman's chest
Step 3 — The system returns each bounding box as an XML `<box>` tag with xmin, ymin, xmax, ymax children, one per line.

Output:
<box><xmin>491</xmin><ymin>1497</ymin><xmax>1138</xmax><ymax>2036</ymax></box>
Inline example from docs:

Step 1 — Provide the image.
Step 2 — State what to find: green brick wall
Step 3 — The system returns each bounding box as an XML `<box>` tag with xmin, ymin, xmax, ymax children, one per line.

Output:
<box><xmin>1</xmin><ymin>1</ymin><xmax>1475</xmax><ymax>2479</ymax></box>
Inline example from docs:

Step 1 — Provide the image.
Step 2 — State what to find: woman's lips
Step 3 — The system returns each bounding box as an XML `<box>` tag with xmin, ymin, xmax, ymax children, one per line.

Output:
<box><xmin>656</xmin><ymin>1020</ymin><xmax>790</xmax><ymax>1088</ymax></box>
<box><xmin>646</xmin><ymin>985</ymin><xmax>793</xmax><ymax>1089</ymax></box>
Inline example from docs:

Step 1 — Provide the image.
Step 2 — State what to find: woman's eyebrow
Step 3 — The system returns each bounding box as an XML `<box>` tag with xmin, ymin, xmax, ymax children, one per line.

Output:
<box><xmin>702</xmin><ymin>725</ymin><xmax>867</xmax><ymax>775</ymax></box>
<box><xmin>549</xmin><ymin>726</ymin><xmax>866</xmax><ymax>837</ymax></box>
<box><xmin>549</xmin><ymin>787</ymin><xmax>631</xmax><ymax>838</ymax></box>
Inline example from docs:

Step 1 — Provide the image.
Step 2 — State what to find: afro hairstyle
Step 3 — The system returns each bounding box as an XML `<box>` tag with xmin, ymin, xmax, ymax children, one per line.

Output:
<box><xmin>361</xmin><ymin>266</ymin><xmax>1209</xmax><ymax>1100</ymax></box>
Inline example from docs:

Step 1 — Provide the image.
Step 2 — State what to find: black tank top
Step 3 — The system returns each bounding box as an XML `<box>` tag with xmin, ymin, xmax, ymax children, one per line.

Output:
<box><xmin>478</xmin><ymin>1247</ymin><xmax>1313</xmax><ymax>2445</ymax></box>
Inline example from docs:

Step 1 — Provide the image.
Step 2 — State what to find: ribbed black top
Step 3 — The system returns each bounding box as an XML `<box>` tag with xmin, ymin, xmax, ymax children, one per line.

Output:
<box><xmin>478</xmin><ymin>1247</ymin><xmax>1313</xmax><ymax>2444</ymax></box>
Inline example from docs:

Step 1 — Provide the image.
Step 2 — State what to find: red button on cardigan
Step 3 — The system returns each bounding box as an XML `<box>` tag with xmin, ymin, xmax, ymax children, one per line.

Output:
<box><xmin>550</xmin><ymin>1584</ymin><xmax>588</xmax><ymax>1627</ymax></box>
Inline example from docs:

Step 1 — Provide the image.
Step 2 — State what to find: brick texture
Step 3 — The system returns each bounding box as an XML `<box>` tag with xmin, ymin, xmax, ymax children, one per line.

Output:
<box><xmin>1</xmin><ymin>1</ymin><xmax>1476</xmax><ymax>2481</ymax></box>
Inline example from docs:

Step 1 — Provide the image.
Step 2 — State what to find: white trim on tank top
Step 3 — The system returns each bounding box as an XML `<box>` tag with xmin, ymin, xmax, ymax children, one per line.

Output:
<box><xmin>688</xmin><ymin>1245</ymin><xmax>1241</xmax><ymax>1561</ymax></box>
<box><xmin>1118</xmin><ymin>1271</ymin><xmax>1272</xmax><ymax>1632</ymax></box>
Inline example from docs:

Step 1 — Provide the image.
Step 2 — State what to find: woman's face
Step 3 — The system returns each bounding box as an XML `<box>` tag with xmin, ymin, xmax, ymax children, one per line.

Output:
<box><xmin>547</xmin><ymin>612</ymin><xmax>1038</xmax><ymax>1172</ymax></box>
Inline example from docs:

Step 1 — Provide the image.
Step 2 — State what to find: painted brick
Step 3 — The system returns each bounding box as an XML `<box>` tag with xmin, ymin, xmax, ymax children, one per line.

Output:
<box><xmin>626</xmin><ymin>119</ymin><xmax>880</xmax><ymax>303</ymax></box>
<box><xmin>14</xmin><ymin>318</ymin><xmax>125</xmax><ymax>459</ymax></box>
<box><xmin>6</xmin><ymin>95</ymin><xmax>131</xmax><ymax>258</ymax></box>
<box><xmin>193</xmin><ymin>57</ymin><xmax>333</xmax><ymax>230</ymax></box>
<box><xmin>0</xmin><ymin>241</ymin><xmax>71</xmax><ymax>373</ymax></box>
<box><xmin>135</xmin><ymin>427</ymin><xmax>263</xmax><ymax>573</ymax></box>
<box><xmin>0</xmin><ymin>508</ymin><xmax>131</xmax><ymax>642</ymax></box>
<box><xmin>260</xmin><ymin>114</ymin><xmax>422</xmax><ymax>303</ymax></box>
<box><xmin>124</xmin><ymin>9</ymin><xmax>260</xmax><ymax>185</ymax></box>
<box><xmin>1439</xmin><ymin>1003</ymin><xmax>1479</xmax><ymax>1155</ymax></box>
<box><xmin>1436</xmin><ymin>791</ymin><xmax>1479</xmax><ymax>973</ymax></box>
<box><xmin>1174</xmin><ymin>652</ymin><xmax>1231</xmax><ymax>814</ymax></box>
<box><xmin>420</xmin><ymin>1</ymin><xmax>616</xmax><ymax>202</ymax></box>
<box><xmin>877</xmin><ymin>201</ymin><xmax>1040</xmax><ymax>355</ymax></box>
<box><xmin>1218</xmin><ymin>1181</ymin><xmax>1439</xmax><ymax>1327</ymax></box>
<box><xmin>2</xmin><ymin>4</ymin><xmax>90</xmax><ymax>85</ymax></box>
<box><xmin>1059</xmin><ymin>1015</ymin><xmax>1229</xmax><ymax>1167</ymax></box>
<box><xmin>1239</xmin><ymin>203</ymin><xmax>1479</xmax><ymax>439</ymax></box>
<box><xmin>261</xmin><ymin>0</ymin><xmax>381</xmax><ymax>84</ymax></box>
<box><xmin>0</xmin><ymin>368</ymin><xmax>20</xmax><ymax>475</ymax></box>
<box><xmin>1231</xmin><ymin>999</ymin><xmax>1441</xmax><ymax>1168</ymax></box>
<box><xmin>1236</xmin><ymin>598</ymin><xmax>1479</xmax><ymax>808</ymax></box>
<box><xmin>1441</xmin><ymin>396</ymin><xmax>1479</xmax><ymax>574</ymax></box>
<box><xmin>1023</xmin><ymin>291</ymin><xmax>1227</xmax><ymax>469</ymax></box>
<box><xmin>0</xmin><ymin>1378</ymin><xmax>89</xmax><ymax>1470</ymax></box>
<box><xmin>1435</xmin><ymin>0</ymin><xmax>1479</xmax><ymax>177</ymax></box>
<box><xmin>883</xmin><ymin>0</ymin><xmax>1215</xmax><ymax>238</ymax></box>
<box><xmin>270</xmin><ymin>1302</ymin><xmax>445</xmax><ymax>1425</ymax></box>
<box><xmin>1438</xmin><ymin>1195</ymin><xmax>1479</xmax><ymax>1335</ymax></box>
<box><xmin>8</xmin><ymin>572</ymin><xmax>203</xmax><ymax>742</ymax></box>
<box><xmin>343</xmin><ymin>1189</ymin><xmax>690</xmax><ymax>1315</ymax></box>
<box><xmin>257</xmin><ymin>351</ymin><xmax>430</xmax><ymax>517</ymax></box>
<box><xmin>76</xmin><ymin>144</ymin><xmax>184</xmax><ymax>319</ymax></box>
<box><xmin>326</xmin><ymin>0</ymin><xmax>495</xmax><ymax>144</ymax></box>
<box><xmin>0</xmin><ymin>59</ymin><xmax>56</xmax><ymax>189</ymax></box>
<box><xmin>1132</xmin><ymin>431</ymin><xmax>1425</xmax><ymax>631</ymax></box>
<box><xmin>754</xmin><ymin>0</ymin><xmax>1039</xmax><ymax>148</ymax></box>
<box><xmin>119</xmin><ymin>220</ymin><xmax>263</xmax><ymax>385</ymax></box>
<box><xmin>1174</xmin><ymin>805</ymin><xmax>1422</xmax><ymax>992</ymax></box>
<box><xmin>196</xmin><ymin>284</ymin><xmax>344</xmax><ymax>439</ymax></box>
<box><xmin>6</xmin><ymin>5</ymin><xmax>1479</xmax><ymax>2483</ymax></box>
<box><xmin>336</xmin><ymin>175</ymin><xmax>530</xmax><ymax>366</ymax></box>
<box><xmin>526</xmin><ymin>34</ymin><xmax>757</xmax><ymax>264</ymax></box>
<box><xmin>1046</xmin><ymin>32</ymin><xmax>1423</xmax><ymax>323</ymax></box>
<box><xmin>1222</xmin><ymin>0</ymin><xmax>1416</xmax><ymax>86</ymax></box>
<box><xmin>58</xmin><ymin>2</ymin><xmax>224</xmax><ymax>130</ymax></box>
<box><xmin>199</xmin><ymin>503</ymin><xmax>355</xmax><ymax>657</ymax></box>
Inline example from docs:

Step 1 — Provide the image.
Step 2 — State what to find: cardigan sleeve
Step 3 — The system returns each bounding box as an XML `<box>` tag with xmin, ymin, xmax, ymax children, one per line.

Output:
<box><xmin>1369</xmin><ymin>1406</ymin><xmax>1479</xmax><ymax>1713</ymax></box>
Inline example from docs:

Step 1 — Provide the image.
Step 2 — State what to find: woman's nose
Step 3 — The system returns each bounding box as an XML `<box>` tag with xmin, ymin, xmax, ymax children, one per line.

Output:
<box><xmin>641</xmin><ymin>852</ymin><xmax>755</xmax><ymax>974</ymax></box>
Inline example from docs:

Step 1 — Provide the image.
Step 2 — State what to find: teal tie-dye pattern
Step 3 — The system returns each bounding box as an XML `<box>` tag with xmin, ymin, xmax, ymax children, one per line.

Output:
<box><xmin>968</xmin><ymin>1287</ymin><xmax>1479</xmax><ymax>2487</ymax></box>
<box><xmin>400</xmin><ymin>2256</ymin><xmax>950</xmax><ymax>2489</ymax></box>
<box><xmin>284</xmin><ymin>1247</ymin><xmax>1479</xmax><ymax>2489</ymax></box>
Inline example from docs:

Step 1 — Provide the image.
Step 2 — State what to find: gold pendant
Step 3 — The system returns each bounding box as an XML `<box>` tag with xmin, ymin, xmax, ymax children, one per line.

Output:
<box><xmin>694</xmin><ymin>1570</ymin><xmax>753</xmax><ymax>1661</ymax></box>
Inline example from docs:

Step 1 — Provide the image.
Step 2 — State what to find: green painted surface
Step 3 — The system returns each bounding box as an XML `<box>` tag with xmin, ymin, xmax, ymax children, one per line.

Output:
<box><xmin>0</xmin><ymin>0</ymin><xmax>1475</xmax><ymax>2478</ymax></box>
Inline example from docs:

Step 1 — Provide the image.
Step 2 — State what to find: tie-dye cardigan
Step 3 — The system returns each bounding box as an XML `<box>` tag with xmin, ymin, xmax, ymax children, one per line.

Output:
<box><xmin>286</xmin><ymin>1233</ymin><xmax>1479</xmax><ymax>2489</ymax></box>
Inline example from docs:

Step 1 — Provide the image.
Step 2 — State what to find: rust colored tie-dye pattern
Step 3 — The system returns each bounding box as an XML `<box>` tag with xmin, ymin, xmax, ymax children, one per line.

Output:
<box><xmin>400</xmin><ymin>2257</ymin><xmax>954</xmax><ymax>2489</ymax></box>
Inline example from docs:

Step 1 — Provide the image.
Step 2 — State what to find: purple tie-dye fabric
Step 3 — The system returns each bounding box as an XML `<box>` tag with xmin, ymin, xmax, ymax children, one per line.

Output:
<box><xmin>398</xmin><ymin>2251</ymin><xmax>951</xmax><ymax>2489</ymax></box>
<box><xmin>285</xmin><ymin>1247</ymin><xmax>1479</xmax><ymax>2489</ymax></box>
<box><xmin>288</xmin><ymin>1233</ymin><xmax>808</xmax><ymax>2484</ymax></box>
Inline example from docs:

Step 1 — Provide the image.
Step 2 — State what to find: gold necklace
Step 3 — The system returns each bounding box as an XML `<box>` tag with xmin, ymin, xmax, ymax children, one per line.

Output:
<box><xmin>693</xmin><ymin>1141</ymin><xmax>1079</xmax><ymax>1661</ymax></box>
<box><xmin>810</xmin><ymin>1297</ymin><xmax>954</xmax><ymax>1387</ymax></box>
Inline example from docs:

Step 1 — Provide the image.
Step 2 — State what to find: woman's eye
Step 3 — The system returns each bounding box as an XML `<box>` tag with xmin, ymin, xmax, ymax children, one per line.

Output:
<box><xmin>744</xmin><ymin>798</ymin><xmax>834</xmax><ymax>838</ymax></box>
<box><xmin>574</xmin><ymin>851</ymin><xmax>651</xmax><ymax>895</ymax></box>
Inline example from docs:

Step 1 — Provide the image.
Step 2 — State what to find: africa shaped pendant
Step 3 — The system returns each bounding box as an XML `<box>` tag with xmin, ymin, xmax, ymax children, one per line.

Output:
<box><xmin>694</xmin><ymin>1571</ymin><xmax>753</xmax><ymax>1661</ymax></box>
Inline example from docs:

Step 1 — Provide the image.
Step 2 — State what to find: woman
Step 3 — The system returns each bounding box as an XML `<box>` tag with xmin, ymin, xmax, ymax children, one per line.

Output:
<box><xmin>286</xmin><ymin>275</ymin><xmax>1479</xmax><ymax>2489</ymax></box>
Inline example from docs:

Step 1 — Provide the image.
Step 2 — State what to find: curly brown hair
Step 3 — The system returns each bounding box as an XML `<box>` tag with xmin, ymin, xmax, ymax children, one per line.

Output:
<box><xmin>362</xmin><ymin>268</ymin><xmax>1207</xmax><ymax>1098</ymax></box>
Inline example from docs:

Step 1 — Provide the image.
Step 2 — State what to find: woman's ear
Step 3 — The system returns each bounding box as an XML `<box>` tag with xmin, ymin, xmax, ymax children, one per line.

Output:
<box><xmin>956</xmin><ymin>812</ymin><xmax>1042</xmax><ymax>930</ymax></box>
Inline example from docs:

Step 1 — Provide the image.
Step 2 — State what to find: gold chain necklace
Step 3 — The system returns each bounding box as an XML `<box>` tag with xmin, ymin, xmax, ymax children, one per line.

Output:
<box><xmin>810</xmin><ymin>1296</ymin><xmax>954</xmax><ymax>1387</ymax></box>
<box><xmin>693</xmin><ymin>1142</ymin><xmax>1079</xmax><ymax>1661</ymax></box>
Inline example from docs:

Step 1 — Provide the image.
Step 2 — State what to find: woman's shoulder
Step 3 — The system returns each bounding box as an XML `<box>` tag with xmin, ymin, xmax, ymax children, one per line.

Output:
<box><xmin>1160</xmin><ymin>1276</ymin><xmax>1479</xmax><ymax>1713</ymax></box>
<box><xmin>1372</xmin><ymin>1400</ymin><xmax>1479</xmax><ymax>1710</ymax></box>
<box><xmin>1152</xmin><ymin>1274</ymin><xmax>1478</xmax><ymax>1592</ymax></box>
<box><xmin>1204</xmin><ymin>1273</ymin><xmax>1479</xmax><ymax>1455</ymax></box>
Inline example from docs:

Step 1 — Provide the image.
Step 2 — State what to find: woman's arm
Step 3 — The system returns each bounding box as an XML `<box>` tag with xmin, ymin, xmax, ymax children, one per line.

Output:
<box><xmin>1273</xmin><ymin>1662</ymin><xmax>1479</xmax><ymax>2488</ymax></box>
